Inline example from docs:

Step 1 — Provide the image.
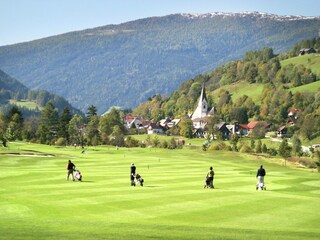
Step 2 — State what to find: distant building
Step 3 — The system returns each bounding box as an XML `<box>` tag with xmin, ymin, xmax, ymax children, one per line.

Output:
<box><xmin>191</xmin><ymin>83</ymin><xmax>209</xmax><ymax>121</ymax></box>
<box><xmin>191</xmin><ymin>83</ymin><xmax>214</xmax><ymax>130</ymax></box>
<box><xmin>215</xmin><ymin>122</ymin><xmax>231</xmax><ymax>140</ymax></box>
<box><xmin>277</xmin><ymin>126</ymin><xmax>287</xmax><ymax>137</ymax></box>
<box><xmin>288</xmin><ymin>108</ymin><xmax>302</xmax><ymax>125</ymax></box>
<box><xmin>299</xmin><ymin>48</ymin><xmax>317</xmax><ymax>56</ymax></box>
<box><xmin>147</xmin><ymin>123</ymin><xmax>164</xmax><ymax>134</ymax></box>
<box><xmin>123</xmin><ymin>115</ymin><xmax>145</xmax><ymax>129</ymax></box>
<box><xmin>247</xmin><ymin>121</ymin><xmax>271</xmax><ymax>132</ymax></box>
<box><xmin>226</xmin><ymin>122</ymin><xmax>240</xmax><ymax>135</ymax></box>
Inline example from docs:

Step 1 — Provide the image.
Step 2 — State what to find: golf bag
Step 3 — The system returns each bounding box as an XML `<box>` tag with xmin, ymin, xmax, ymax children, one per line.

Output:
<box><xmin>204</xmin><ymin>176</ymin><xmax>211</xmax><ymax>188</ymax></box>
<box><xmin>135</xmin><ymin>173</ymin><xmax>144</xmax><ymax>186</ymax></box>
<box><xmin>74</xmin><ymin>169</ymin><xmax>82</xmax><ymax>181</ymax></box>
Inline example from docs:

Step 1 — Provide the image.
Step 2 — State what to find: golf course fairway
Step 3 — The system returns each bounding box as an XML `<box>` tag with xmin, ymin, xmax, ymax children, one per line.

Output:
<box><xmin>0</xmin><ymin>142</ymin><xmax>319</xmax><ymax>240</ymax></box>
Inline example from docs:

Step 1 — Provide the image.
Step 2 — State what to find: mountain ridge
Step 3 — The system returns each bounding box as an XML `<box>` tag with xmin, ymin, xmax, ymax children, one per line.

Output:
<box><xmin>0</xmin><ymin>12</ymin><xmax>319</xmax><ymax>113</ymax></box>
<box><xmin>179</xmin><ymin>12</ymin><xmax>320</xmax><ymax>21</ymax></box>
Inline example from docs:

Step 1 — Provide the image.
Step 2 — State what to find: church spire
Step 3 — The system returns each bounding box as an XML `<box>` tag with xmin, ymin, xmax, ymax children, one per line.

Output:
<box><xmin>191</xmin><ymin>82</ymin><xmax>208</xmax><ymax>120</ymax></box>
<box><xmin>199</xmin><ymin>82</ymin><xmax>207</xmax><ymax>103</ymax></box>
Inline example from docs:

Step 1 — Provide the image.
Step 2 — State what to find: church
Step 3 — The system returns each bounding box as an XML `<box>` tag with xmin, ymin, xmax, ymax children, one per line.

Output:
<box><xmin>191</xmin><ymin>83</ymin><xmax>214</xmax><ymax>132</ymax></box>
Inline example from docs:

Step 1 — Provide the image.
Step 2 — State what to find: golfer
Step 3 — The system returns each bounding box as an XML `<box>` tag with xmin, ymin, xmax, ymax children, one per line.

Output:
<box><xmin>130</xmin><ymin>163</ymin><xmax>136</xmax><ymax>186</ymax></box>
<box><xmin>256</xmin><ymin>165</ymin><xmax>266</xmax><ymax>190</ymax></box>
<box><xmin>207</xmin><ymin>166</ymin><xmax>215</xmax><ymax>189</ymax></box>
<box><xmin>66</xmin><ymin>160</ymin><xmax>76</xmax><ymax>181</ymax></box>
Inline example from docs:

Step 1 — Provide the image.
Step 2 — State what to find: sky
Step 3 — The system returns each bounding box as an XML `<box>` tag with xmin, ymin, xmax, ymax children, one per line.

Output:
<box><xmin>1</xmin><ymin>0</ymin><xmax>320</xmax><ymax>46</ymax></box>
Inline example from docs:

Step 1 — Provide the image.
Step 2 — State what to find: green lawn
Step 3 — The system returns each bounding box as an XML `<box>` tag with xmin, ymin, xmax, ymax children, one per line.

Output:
<box><xmin>0</xmin><ymin>142</ymin><xmax>319</xmax><ymax>240</ymax></box>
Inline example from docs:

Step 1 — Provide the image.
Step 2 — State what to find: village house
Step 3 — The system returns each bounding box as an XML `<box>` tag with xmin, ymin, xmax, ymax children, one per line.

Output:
<box><xmin>147</xmin><ymin>122</ymin><xmax>164</xmax><ymax>134</ymax></box>
<box><xmin>214</xmin><ymin>122</ymin><xmax>231</xmax><ymax>140</ymax></box>
<box><xmin>247</xmin><ymin>121</ymin><xmax>271</xmax><ymax>130</ymax></box>
<box><xmin>123</xmin><ymin>115</ymin><xmax>145</xmax><ymax>129</ymax></box>
<box><xmin>277</xmin><ymin>126</ymin><xmax>288</xmax><ymax>137</ymax></box>
<box><xmin>226</xmin><ymin>122</ymin><xmax>241</xmax><ymax>135</ymax></box>
<box><xmin>238</xmin><ymin>123</ymin><xmax>250</xmax><ymax>135</ymax></box>
<box><xmin>288</xmin><ymin>108</ymin><xmax>302</xmax><ymax>125</ymax></box>
<box><xmin>246</xmin><ymin>121</ymin><xmax>271</xmax><ymax>135</ymax></box>
<box><xmin>299</xmin><ymin>48</ymin><xmax>317</xmax><ymax>56</ymax></box>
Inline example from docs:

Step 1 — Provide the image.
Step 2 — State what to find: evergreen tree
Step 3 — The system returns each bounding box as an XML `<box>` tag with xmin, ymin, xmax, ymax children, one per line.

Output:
<box><xmin>86</xmin><ymin>105</ymin><xmax>97</xmax><ymax>122</ymax></box>
<box><xmin>57</xmin><ymin>107</ymin><xmax>72</xmax><ymax>143</ymax></box>
<box><xmin>5</xmin><ymin>106</ymin><xmax>24</xmax><ymax>140</ymax></box>
<box><xmin>37</xmin><ymin>102</ymin><xmax>59</xmax><ymax>144</ymax></box>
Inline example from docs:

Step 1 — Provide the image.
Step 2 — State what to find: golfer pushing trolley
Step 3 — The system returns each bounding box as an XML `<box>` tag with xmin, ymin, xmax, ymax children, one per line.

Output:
<box><xmin>256</xmin><ymin>165</ymin><xmax>266</xmax><ymax>190</ymax></box>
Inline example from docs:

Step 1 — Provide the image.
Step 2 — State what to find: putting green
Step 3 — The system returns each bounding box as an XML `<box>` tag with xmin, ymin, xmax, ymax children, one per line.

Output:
<box><xmin>0</xmin><ymin>142</ymin><xmax>319</xmax><ymax>240</ymax></box>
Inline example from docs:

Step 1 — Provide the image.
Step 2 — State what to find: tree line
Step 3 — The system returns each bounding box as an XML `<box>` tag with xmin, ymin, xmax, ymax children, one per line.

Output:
<box><xmin>0</xmin><ymin>103</ymin><xmax>126</xmax><ymax>147</ymax></box>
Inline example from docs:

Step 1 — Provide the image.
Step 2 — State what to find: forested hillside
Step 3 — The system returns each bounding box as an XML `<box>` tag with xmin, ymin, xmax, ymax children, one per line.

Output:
<box><xmin>133</xmin><ymin>38</ymin><xmax>320</xmax><ymax>141</ymax></box>
<box><xmin>0</xmin><ymin>69</ymin><xmax>82</xmax><ymax>117</ymax></box>
<box><xmin>0</xmin><ymin>12</ymin><xmax>319</xmax><ymax>113</ymax></box>
<box><xmin>0</xmin><ymin>69</ymin><xmax>28</xmax><ymax>103</ymax></box>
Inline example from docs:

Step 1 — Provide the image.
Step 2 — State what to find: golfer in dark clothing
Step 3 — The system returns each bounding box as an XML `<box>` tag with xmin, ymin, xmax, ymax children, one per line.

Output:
<box><xmin>131</xmin><ymin>163</ymin><xmax>136</xmax><ymax>174</ymax></box>
<box><xmin>256</xmin><ymin>165</ymin><xmax>266</xmax><ymax>190</ymax></box>
<box><xmin>207</xmin><ymin>166</ymin><xmax>215</xmax><ymax>189</ymax></box>
<box><xmin>66</xmin><ymin>160</ymin><xmax>76</xmax><ymax>181</ymax></box>
<box><xmin>130</xmin><ymin>163</ymin><xmax>136</xmax><ymax>186</ymax></box>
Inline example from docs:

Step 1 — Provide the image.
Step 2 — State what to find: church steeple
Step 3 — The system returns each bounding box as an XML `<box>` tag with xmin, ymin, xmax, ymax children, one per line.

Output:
<box><xmin>199</xmin><ymin>82</ymin><xmax>207</xmax><ymax>103</ymax></box>
<box><xmin>191</xmin><ymin>82</ymin><xmax>208</xmax><ymax>120</ymax></box>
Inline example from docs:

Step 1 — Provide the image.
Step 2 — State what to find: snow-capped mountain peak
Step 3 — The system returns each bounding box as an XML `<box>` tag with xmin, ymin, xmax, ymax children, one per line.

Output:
<box><xmin>180</xmin><ymin>12</ymin><xmax>319</xmax><ymax>21</ymax></box>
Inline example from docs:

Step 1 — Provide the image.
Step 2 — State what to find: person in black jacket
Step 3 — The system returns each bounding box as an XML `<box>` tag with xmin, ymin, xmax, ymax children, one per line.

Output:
<box><xmin>130</xmin><ymin>163</ymin><xmax>136</xmax><ymax>186</ymax></box>
<box><xmin>66</xmin><ymin>160</ymin><xmax>76</xmax><ymax>181</ymax></box>
<box><xmin>256</xmin><ymin>165</ymin><xmax>266</xmax><ymax>190</ymax></box>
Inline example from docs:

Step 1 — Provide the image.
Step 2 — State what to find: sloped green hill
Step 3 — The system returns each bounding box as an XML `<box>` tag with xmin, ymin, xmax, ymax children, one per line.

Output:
<box><xmin>290</xmin><ymin>80</ymin><xmax>320</xmax><ymax>94</ymax></box>
<box><xmin>281</xmin><ymin>53</ymin><xmax>320</xmax><ymax>75</ymax></box>
<box><xmin>0</xmin><ymin>13</ymin><xmax>319</xmax><ymax>113</ymax></box>
<box><xmin>214</xmin><ymin>54</ymin><xmax>320</xmax><ymax>104</ymax></box>
<box><xmin>213</xmin><ymin>82</ymin><xmax>265</xmax><ymax>104</ymax></box>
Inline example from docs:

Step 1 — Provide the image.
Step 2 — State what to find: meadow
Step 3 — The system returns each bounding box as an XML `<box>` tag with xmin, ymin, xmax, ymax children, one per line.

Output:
<box><xmin>0</xmin><ymin>142</ymin><xmax>319</xmax><ymax>240</ymax></box>
<box><xmin>281</xmin><ymin>54</ymin><xmax>320</xmax><ymax>76</ymax></box>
